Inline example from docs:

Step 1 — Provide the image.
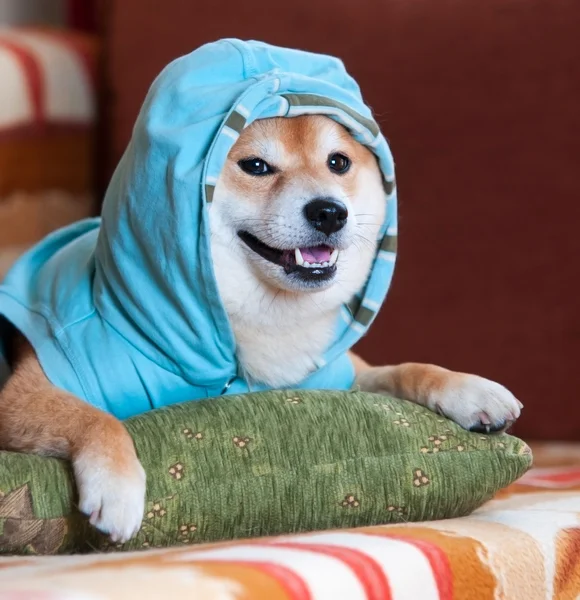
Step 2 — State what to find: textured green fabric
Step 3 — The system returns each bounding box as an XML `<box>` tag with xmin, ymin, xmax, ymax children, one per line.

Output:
<box><xmin>0</xmin><ymin>390</ymin><xmax>532</xmax><ymax>555</ymax></box>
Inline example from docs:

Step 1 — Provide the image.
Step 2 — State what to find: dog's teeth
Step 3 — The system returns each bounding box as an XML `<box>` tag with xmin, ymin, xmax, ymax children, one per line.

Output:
<box><xmin>296</xmin><ymin>253</ymin><xmax>335</xmax><ymax>269</ymax></box>
<box><xmin>295</xmin><ymin>248</ymin><xmax>304</xmax><ymax>266</ymax></box>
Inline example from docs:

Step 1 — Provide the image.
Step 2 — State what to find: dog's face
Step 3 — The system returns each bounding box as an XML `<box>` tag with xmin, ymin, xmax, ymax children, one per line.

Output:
<box><xmin>210</xmin><ymin>115</ymin><xmax>386</xmax><ymax>301</ymax></box>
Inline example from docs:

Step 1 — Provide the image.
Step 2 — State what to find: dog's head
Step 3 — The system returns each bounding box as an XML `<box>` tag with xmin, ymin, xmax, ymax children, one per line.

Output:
<box><xmin>210</xmin><ymin>115</ymin><xmax>386</xmax><ymax>304</ymax></box>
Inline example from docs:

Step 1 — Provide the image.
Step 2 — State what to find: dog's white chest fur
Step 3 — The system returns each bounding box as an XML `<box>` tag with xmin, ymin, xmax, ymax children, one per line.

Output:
<box><xmin>209</xmin><ymin>221</ymin><xmax>337</xmax><ymax>387</ymax></box>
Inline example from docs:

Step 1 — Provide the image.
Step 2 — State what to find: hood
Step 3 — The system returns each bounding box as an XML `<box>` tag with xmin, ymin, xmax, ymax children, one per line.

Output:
<box><xmin>93</xmin><ymin>39</ymin><xmax>397</xmax><ymax>388</ymax></box>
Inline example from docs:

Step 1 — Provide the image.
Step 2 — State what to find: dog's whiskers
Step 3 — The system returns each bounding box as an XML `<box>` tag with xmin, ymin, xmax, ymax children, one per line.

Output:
<box><xmin>352</xmin><ymin>233</ymin><xmax>377</xmax><ymax>252</ymax></box>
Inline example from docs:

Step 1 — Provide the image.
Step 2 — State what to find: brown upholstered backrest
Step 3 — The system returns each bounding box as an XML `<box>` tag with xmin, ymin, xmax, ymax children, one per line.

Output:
<box><xmin>99</xmin><ymin>0</ymin><xmax>580</xmax><ymax>440</ymax></box>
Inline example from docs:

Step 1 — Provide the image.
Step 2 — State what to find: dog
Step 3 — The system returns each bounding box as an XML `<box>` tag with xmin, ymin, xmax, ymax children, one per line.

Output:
<box><xmin>0</xmin><ymin>112</ymin><xmax>522</xmax><ymax>543</ymax></box>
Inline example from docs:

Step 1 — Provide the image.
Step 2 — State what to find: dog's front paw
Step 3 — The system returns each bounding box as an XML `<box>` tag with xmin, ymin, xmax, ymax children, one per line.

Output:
<box><xmin>74</xmin><ymin>451</ymin><xmax>146</xmax><ymax>543</ymax></box>
<box><xmin>432</xmin><ymin>374</ymin><xmax>522</xmax><ymax>433</ymax></box>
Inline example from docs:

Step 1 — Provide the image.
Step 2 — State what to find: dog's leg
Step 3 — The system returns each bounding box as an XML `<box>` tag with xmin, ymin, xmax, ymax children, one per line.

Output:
<box><xmin>350</xmin><ymin>353</ymin><xmax>522</xmax><ymax>432</ymax></box>
<box><xmin>0</xmin><ymin>337</ymin><xmax>145</xmax><ymax>542</ymax></box>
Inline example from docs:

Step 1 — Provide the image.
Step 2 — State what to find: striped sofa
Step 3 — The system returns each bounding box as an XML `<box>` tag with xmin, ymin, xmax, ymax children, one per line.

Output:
<box><xmin>0</xmin><ymin>27</ymin><xmax>98</xmax><ymax>277</ymax></box>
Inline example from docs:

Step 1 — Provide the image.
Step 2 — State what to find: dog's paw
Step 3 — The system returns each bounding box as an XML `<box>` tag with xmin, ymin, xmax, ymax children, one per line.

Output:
<box><xmin>431</xmin><ymin>374</ymin><xmax>522</xmax><ymax>433</ymax></box>
<box><xmin>74</xmin><ymin>451</ymin><xmax>146</xmax><ymax>543</ymax></box>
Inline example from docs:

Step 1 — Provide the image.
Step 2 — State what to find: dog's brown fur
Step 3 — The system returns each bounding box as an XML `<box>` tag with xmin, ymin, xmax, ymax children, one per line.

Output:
<box><xmin>352</xmin><ymin>353</ymin><xmax>465</xmax><ymax>408</ymax></box>
<box><xmin>0</xmin><ymin>336</ymin><xmax>138</xmax><ymax>469</ymax></box>
<box><xmin>224</xmin><ymin>117</ymin><xmax>377</xmax><ymax>204</ymax></box>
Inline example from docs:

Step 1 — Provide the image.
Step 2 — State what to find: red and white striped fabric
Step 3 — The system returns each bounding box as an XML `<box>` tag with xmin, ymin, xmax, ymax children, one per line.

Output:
<box><xmin>2</xmin><ymin>465</ymin><xmax>580</xmax><ymax>598</ymax></box>
<box><xmin>517</xmin><ymin>466</ymin><xmax>580</xmax><ymax>489</ymax></box>
<box><xmin>0</xmin><ymin>28</ymin><xmax>96</xmax><ymax>132</ymax></box>
<box><xmin>185</xmin><ymin>532</ymin><xmax>452</xmax><ymax>600</ymax></box>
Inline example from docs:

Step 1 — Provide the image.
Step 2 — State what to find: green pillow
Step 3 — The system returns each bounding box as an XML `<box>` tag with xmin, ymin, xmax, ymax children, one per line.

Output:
<box><xmin>0</xmin><ymin>390</ymin><xmax>531</xmax><ymax>555</ymax></box>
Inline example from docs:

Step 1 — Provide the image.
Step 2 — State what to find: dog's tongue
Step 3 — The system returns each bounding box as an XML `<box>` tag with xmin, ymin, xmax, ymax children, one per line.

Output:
<box><xmin>301</xmin><ymin>245</ymin><xmax>332</xmax><ymax>263</ymax></box>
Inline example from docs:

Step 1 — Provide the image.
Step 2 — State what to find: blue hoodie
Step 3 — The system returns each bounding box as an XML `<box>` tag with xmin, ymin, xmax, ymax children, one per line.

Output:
<box><xmin>0</xmin><ymin>40</ymin><xmax>397</xmax><ymax>420</ymax></box>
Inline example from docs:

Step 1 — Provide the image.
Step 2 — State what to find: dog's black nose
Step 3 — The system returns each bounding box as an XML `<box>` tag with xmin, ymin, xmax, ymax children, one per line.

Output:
<box><xmin>304</xmin><ymin>198</ymin><xmax>348</xmax><ymax>236</ymax></box>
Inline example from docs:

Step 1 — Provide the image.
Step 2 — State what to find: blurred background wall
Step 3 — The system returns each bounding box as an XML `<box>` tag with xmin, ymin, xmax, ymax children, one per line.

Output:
<box><xmin>0</xmin><ymin>0</ymin><xmax>579</xmax><ymax>441</ymax></box>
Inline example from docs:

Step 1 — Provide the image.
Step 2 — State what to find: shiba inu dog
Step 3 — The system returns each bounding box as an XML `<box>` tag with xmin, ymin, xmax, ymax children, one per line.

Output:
<box><xmin>0</xmin><ymin>41</ymin><xmax>522</xmax><ymax>543</ymax></box>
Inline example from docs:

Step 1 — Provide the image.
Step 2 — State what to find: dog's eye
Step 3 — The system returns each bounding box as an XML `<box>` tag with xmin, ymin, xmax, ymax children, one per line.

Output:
<box><xmin>327</xmin><ymin>153</ymin><xmax>351</xmax><ymax>175</ymax></box>
<box><xmin>238</xmin><ymin>158</ymin><xmax>274</xmax><ymax>176</ymax></box>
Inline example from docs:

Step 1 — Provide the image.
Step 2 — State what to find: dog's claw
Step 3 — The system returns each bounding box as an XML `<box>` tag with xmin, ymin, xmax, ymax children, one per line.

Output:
<box><xmin>469</xmin><ymin>419</ymin><xmax>509</xmax><ymax>435</ymax></box>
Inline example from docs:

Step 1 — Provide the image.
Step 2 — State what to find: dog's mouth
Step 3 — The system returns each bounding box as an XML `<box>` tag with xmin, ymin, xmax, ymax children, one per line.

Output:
<box><xmin>238</xmin><ymin>231</ymin><xmax>338</xmax><ymax>280</ymax></box>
